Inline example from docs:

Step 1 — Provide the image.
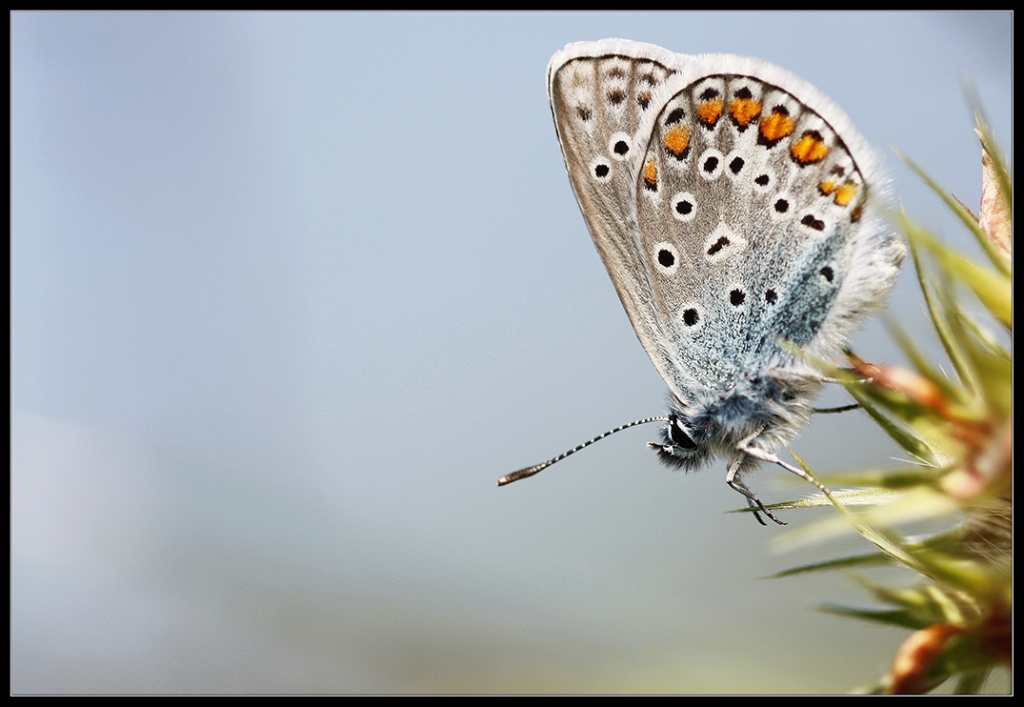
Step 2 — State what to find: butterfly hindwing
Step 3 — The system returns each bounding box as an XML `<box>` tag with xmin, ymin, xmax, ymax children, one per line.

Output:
<box><xmin>633</xmin><ymin>59</ymin><xmax>876</xmax><ymax>393</ymax></box>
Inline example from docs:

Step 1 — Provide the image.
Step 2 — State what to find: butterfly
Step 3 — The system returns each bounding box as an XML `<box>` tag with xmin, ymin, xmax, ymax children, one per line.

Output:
<box><xmin>499</xmin><ymin>40</ymin><xmax>904</xmax><ymax>525</ymax></box>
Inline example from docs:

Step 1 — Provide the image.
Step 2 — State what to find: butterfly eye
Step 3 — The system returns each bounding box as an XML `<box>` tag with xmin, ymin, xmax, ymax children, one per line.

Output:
<box><xmin>670</xmin><ymin>420</ymin><xmax>698</xmax><ymax>451</ymax></box>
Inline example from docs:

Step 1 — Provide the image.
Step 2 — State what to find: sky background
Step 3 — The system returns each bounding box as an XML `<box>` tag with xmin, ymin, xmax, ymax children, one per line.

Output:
<box><xmin>12</xmin><ymin>12</ymin><xmax>1011</xmax><ymax>694</ymax></box>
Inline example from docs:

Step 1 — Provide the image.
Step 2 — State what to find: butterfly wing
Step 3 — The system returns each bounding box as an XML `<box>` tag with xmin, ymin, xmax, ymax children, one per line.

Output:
<box><xmin>550</xmin><ymin>42</ymin><xmax>903</xmax><ymax>404</ymax></box>
<box><xmin>548</xmin><ymin>40</ymin><xmax>695</xmax><ymax>401</ymax></box>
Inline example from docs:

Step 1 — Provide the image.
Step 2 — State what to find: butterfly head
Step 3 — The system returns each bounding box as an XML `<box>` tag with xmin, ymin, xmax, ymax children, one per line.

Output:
<box><xmin>649</xmin><ymin>413</ymin><xmax>714</xmax><ymax>470</ymax></box>
<box><xmin>651</xmin><ymin>373</ymin><xmax>819</xmax><ymax>470</ymax></box>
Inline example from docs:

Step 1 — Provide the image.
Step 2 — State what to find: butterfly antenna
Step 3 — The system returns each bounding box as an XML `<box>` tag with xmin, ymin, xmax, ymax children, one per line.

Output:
<box><xmin>497</xmin><ymin>416</ymin><xmax>669</xmax><ymax>487</ymax></box>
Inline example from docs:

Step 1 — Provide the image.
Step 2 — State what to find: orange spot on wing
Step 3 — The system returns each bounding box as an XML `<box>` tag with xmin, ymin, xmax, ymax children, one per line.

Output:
<box><xmin>791</xmin><ymin>131</ymin><xmax>830</xmax><ymax>164</ymax></box>
<box><xmin>834</xmin><ymin>183</ymin><xmax>857</xmax><ymax>206</ymax></box>
<box><xmin>643</xmin><ymin>159</ymin><xmax>658</xmax><ymax>189</ymax></box>
<box><xmin>818</xmin><ymin>181</ymin><xmax>837</xmax><ymax>196</ymax></box>
<box><xmin>759</xmin><ymin>110</ymin><xmax>794</xmax><ymax>142</ymax></box>
<box><xmin>729</xmin><ymin>98</ymin><xmax>762</xmax><ymax>127</ymax></box>
<box><xmin>663</xmin><ymin>126</ymin><xmax>690</xmax><ymax>157</ymax></box>
<box><xmin>696</xmin><ymin>100</ymin><xmax>724</xmax><ymax>127</ymax></box>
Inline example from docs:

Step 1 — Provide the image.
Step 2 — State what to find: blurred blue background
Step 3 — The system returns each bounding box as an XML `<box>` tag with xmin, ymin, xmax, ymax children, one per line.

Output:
<box><xmin>12</xmin><ymin>12</ymin><xmax>1010</xmax><ymax>693</ymax></box>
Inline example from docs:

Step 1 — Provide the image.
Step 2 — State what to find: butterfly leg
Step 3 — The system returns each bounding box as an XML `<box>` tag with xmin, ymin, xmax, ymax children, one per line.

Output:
<box><xmin>812</xmin><ymin>403</ymin><xmax>860</xmax><ymax>414</ymax></box>
<box><xmin>725</xmin><ymin>454</ymin><xmax>784</xmax><ymax>526</ymax></box>
<box><xmin>736</xmin><ymin>435</ymin><xmax>835</xmax><ymax>500</ymax></box>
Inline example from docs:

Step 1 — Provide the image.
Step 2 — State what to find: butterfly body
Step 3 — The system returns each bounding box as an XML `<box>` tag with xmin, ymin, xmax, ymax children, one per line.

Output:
<box><xmin>515</xmin><ymin>40</ymin><xmax>904</xmax><ymax>523</ymax></box>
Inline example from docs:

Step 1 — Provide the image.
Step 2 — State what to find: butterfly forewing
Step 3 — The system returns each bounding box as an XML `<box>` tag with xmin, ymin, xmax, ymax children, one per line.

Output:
<box><xmin>548</xmin><ymin>47</ymin><xmax>691</xmax><ymax>398</ymax></box>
